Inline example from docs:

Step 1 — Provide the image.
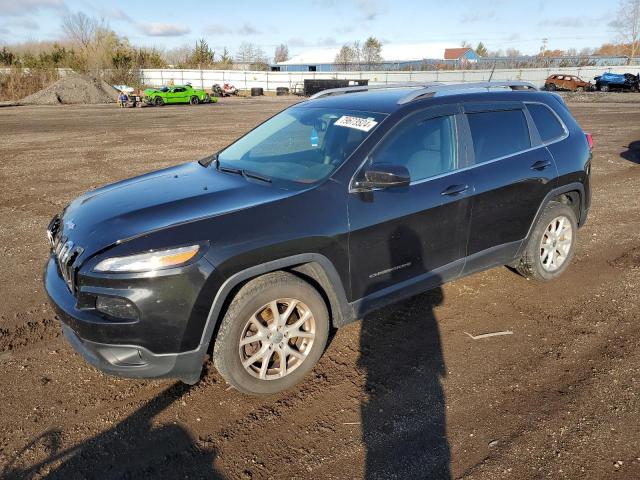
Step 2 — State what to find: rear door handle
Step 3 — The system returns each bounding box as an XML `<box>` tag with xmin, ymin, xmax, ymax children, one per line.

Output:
<box><xmin>531</xmin><ymin>160</ymin><xmax>552</xmax><ymax>170</ymax></box>
<box><xmin>441</xmin><ymin>184</ymin><xmax>469</xmax><ymax>196</ymax></box>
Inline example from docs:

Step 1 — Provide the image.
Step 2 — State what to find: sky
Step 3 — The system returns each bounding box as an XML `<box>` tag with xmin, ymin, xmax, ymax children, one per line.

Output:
<box><xmin>0</xmin><ymin>0</ymin><xmax>620</xmax><ymax>57</ymax></box>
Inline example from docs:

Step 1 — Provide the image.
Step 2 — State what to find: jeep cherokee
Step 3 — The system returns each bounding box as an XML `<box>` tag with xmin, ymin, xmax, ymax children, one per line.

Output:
<box><xmin>44</xmin><ymin>82</ymin><xmax>592</xmax><ymax>395</ymax></box>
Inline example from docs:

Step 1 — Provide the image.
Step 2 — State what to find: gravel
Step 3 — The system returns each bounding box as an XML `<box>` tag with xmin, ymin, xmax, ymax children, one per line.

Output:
<box><xmin>19</xmin><ymin>72</ymin><xmax>118</xmax><ymax>105</ymax></box>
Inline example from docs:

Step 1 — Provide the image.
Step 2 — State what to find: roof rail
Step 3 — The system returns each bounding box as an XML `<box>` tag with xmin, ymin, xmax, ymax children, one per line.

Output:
<box><xmin>308</xmin><ymin>82</ymin><xmax>443</xmax><ymax>100</ymax></box>
<box><xmin>397</xmin><ymin>81</ymin><xmax>537</xmax><ymax>104</ymax></box>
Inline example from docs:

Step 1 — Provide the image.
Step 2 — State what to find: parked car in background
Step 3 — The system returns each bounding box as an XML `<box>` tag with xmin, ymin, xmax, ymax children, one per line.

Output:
<box><xmin>544</xmin><ymin>74</ymin><xmax>592</xmax><ymax>92</ymax></box>
<box><xmin>212</xmin><ymin>83</ymin><xmax>238</xmax><ymax>97</ymax></box>
<box><xmin>144</xmin><ymin>84</ymin><xmax>214</xmax><ymax>106</ymax></box>
<box><xmin>594</xmin><ymin>73</ymin><xmax>640</xmax><ymax>92</ymax></box>
<box><xmin>45</xmin><ymin>82</ymin><xmax>593</xmax><ymax>395</ymax></box>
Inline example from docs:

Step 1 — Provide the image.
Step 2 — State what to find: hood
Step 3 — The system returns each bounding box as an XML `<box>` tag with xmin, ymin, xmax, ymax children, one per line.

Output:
<box><xmin>58</xmin><ymin>162</ymin><xmax>294</xmax><ymax>255</ymax></box>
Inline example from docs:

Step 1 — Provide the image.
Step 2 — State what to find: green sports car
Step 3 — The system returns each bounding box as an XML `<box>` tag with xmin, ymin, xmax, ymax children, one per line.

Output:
<box><xmin>144</xmin><ymin>85</ymin><xmax>216</xmax><ymax>106</ymax></box>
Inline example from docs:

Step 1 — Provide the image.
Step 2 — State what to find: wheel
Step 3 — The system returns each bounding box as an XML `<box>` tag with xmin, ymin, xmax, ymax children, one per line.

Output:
<box><xmin>154</xmin><ymin>96</ymin><xmax>164</xmax><ymax>106</ymax></box>
<box><xmin>213</xmin><ymin>271</ymin><xmax>329</xmax><ymax>395</ymax></box>
<box><xmin>204</xmin><ymin>93</ymin><xmax>211</xmax><ymax>103</ymax></box>
<box><xmin>515</xmin><ymin>201</ymin><xmax>577</xmax><ymax>281</ymax></box>
<box><xmin>250</xmin><ymin>87</ymin><xmax>264</xmax><ymax>96</ymax></box>
<box><xmin>546</xmin><ymin>83</ymin><xmax>556</xmax><ymax>91</ymax></box>
<box><xmin>600</xmin><ymin>84</ymin><xmax>609</xmax><ymax>92</ymax></box>
<box><xmin>190</xmin><ymin>96</ymin><xmax>200</xmax><ymax>105</ymax></box>
<box><xmin>576</xmin><ymin>86</ymin><xmax>584</xmax><ymax>92</ymax></box>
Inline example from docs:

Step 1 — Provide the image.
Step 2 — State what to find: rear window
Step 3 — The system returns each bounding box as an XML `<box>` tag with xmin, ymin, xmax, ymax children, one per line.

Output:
<box><xmin>466</xmin><ymin>109</ymin><xmax>531</xmax><ymax>163</ymax></box>
<box><xmin>527</xmin><ymin>103</ymin><xmax>566</xmax><ymax>142</ymax></box>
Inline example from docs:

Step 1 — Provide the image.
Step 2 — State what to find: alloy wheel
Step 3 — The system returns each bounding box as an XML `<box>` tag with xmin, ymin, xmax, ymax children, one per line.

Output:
<box><xmin>539</xmin><ymin>215</ymin><xmax>573</xmax><ymax>272</ymax></box>
<box><xmin>238</xmin><ymin>299</ymin><xmax>316</xmax><ymax>380</ymax></box>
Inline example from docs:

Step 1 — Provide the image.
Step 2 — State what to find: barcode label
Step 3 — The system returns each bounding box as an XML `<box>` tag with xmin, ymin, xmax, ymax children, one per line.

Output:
<box><xmin>334</xmin><ymin>115</ymin><xmax>378</xmax><ymax>132</ymax></box>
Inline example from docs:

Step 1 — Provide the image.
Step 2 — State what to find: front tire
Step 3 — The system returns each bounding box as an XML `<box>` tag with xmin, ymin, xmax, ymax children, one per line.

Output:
<box><xmin>600</xmin><ymin>84</ymin><xmax>609</xmax><ymax>92</ymax></box>
<box><xmin>154</xmin><ymin>96</ymin><xmax>164</xmax><ymax>106</ymax></box>
<box><xmin>515</xmin><ymin>201</ymin><xmax>577</xmax><ymax>281</ymax></box>
<box><xmin>213</xmin><ymin>271</ymin><xmax>329</xmax><ymax>395</ymax></box>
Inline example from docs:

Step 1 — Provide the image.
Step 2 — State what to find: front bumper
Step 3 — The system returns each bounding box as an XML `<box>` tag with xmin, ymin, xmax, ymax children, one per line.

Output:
<box><xmin>60</xmin><ymin>323</ymin><xmax>204</xmax><ymax>384</ymax></box>
<box><xmin>44</xmin><ymin>256</ymin><xmax>213</xmax><ymax>383</ymax></box>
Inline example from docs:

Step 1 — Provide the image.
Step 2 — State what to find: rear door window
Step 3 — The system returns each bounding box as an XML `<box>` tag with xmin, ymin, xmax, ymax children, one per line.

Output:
<box><xmin>466</xmin><ymin>109</ymin><xmax>531</xmax><ymax>164</ymax></box>
<box><xmin>526</xmin><ymin>103</ymin><xmax>566</xmax><ymax>142</ymax></box>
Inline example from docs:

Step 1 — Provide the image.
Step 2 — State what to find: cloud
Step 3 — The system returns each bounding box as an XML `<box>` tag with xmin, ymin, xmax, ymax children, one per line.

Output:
<box><xmin>97</xmin><ymin>7</ymin><xmax>132</xmax><ymax>23</ymax></box>
<box><xmin>138</xmin><ymin>23</ymin><xmax>190</xmax><ymax>37</ymax></box>
<box><xmin>317</xmin><ymin>36</ymin><xmax>338</xmax><ymax>47</ymax></box>
<box><xmin>0</xmin><ymin>0</ymin><xmax>65</xmax><ymax>16</ymax></box>
<box><xmin>288</xmin><ymin>37</ymin><xmax>307</xmax><ymax>47</ymax></box>
<box><xmin>237</xmin><ymin>23</ymin><xmax>261</xmax><ymax>35</ymax></box>
<box><xmin>356</xmin><ymin>0</ymin><xmax>384</xmax><ymax>21</ymax></box>
<box><xmin>539</xmin><ymin>15</ymin><xmax>605</xmax><ymax>29</ymax></box>
<box><xmin>461</xmin><ymin>10</ymin><xmax>496</xmax><ymax>23</ymax></box>
<box><xmin>205</xmin><ymin>23</ymin><xmax>232</xmax><ymax>35</ymax></box>
<box><xmin>13</xmin><ymin>19</ymin><xmax>40</xmax><ymax>30</ymax></box>
<box><xmin>332</xmin><ymin>25</ymin><xmax>355</xmax><ymax>34</ymax></box>
<box><xmin>204</xmin><ymin>22</ymin><xmax>262</xmax><ymax>36</ymax></box>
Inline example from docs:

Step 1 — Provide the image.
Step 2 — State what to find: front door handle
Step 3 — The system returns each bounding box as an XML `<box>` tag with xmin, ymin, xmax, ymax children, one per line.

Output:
<box><xmin>531</xmin><ymin>160</ymin><xmax>552</xmax><ymax>170</ymax></box>
<box><xmin>441</xmin><ymin>184</ymin><xmax>469</xmax><ymax>196</ymax></box>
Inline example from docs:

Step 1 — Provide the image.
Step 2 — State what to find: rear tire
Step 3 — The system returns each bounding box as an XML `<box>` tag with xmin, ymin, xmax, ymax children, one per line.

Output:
<box><xmin>546</xmin><ymin>83</ymin><xmax>556</xmax><ymax>91</ymax></box>
<box><xmin>190</xmin><ymin>96</ymin><xmax>200</xmax><ymax>105</ymax></box>
<box><xmin>514</xmin><ymin>201</ymin><xmax>577</xmax><ymax>281</ymax></box>
<box><xmin>576</xmin><ymin>86</ymin><xmax>584</xmax><ymax>92</ymax></box>
<box><xmin>600</xmin><ymin>84</ymin><xmax>609</xmax><ymax>92</ymax></box>
<box><xmin>213</xmin><ymin>271</ymin><xmax>329</xmax><ymax>395</ymax></box>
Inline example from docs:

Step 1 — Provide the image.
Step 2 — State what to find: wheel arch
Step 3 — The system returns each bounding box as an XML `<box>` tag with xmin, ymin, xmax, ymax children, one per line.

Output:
<box><xmin>198</xmin><ymin>253</ymin><xmax>354</xmax><ymax>359</ymax></box>
<box><xmin>520</xmin><ymin>182</ymin><xmax>586</xmax><ymax>254</ymax></box>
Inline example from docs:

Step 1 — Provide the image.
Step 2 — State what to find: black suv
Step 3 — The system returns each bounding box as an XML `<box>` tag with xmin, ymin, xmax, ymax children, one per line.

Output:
<box><xmin>45</xmin><ymin>82</ymin><xmax>592</xmax><ymax>395</ymax></box>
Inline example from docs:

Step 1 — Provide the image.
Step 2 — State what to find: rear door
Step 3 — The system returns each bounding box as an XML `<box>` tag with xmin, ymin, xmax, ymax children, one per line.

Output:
<box><xmin>460</xmin><ymin>102</ymin><xmax>558</xmax><ymax>274</ymax></box>
<box><xmin>347</xmin><ymin>104</ymin><xmax>473</xmax><ymax>304</ymax></box>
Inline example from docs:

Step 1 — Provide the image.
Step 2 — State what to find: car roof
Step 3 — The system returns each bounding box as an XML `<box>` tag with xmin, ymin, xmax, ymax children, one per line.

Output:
<box><xmin>297</xmin><ymin>83</ymin><xmax>550</xmax><ymax>115</ymax></box>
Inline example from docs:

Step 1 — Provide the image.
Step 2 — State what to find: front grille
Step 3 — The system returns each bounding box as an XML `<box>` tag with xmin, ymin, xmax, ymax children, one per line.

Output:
<box><xmin>47</xmin><ymin>216</ymin><xmax>84</xmax><ymax>292</ymax></box>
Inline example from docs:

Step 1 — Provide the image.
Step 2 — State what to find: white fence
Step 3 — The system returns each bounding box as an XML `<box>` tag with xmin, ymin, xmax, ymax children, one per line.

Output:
<box><xmin>140</xmin><ymin>65</ymin><xmax>638</xmax><ymax>91</ymax></box>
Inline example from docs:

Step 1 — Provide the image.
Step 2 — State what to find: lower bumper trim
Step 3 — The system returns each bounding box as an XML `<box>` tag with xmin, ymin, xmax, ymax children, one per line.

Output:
<box><xmin>62</xmin><ymin>324</ymin><xmax>205</xmax><ymax>384</ymax></box>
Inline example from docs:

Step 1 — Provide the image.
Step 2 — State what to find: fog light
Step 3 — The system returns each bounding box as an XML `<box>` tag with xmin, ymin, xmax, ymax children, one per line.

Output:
<box><xmin>96</xmin><ymin>296</ymin><xmax>139</xmax><ymax>321</ymax></box>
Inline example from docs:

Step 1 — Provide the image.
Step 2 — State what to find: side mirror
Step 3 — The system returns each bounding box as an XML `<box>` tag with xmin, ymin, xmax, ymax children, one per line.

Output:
<box><xmin>359</xmin><ymin>164</ymin><xmax>410</xmax><ymax>190</ymax></box>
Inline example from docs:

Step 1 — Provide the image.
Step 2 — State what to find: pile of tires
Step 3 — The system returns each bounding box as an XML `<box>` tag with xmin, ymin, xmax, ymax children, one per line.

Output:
<box><xmin>251</xmin><ymin>88</ymin><xmax>264</xmax><ymax>97</ymax></box>
<box><xmin>276</xmin><ymin>87</ymin><xmax>289</xmax><ymax>96</ymax></box>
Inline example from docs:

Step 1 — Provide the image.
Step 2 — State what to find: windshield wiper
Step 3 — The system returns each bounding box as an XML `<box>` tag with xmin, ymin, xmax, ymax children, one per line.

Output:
<box><xmin>217</xmin><ymin>162</ymin><xmax>272</xmax><ymax>183</ymax></box>
<box><xmin>241</xmin><ymin>170</ymin><xmax>272</xmax><ymax>183</ymax></box>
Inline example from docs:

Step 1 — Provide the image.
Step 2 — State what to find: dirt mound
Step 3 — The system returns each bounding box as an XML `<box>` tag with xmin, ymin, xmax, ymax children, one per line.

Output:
<box><xmin>20</xmin><ymin>72</ymin><xmax>118</xmax><ymax>105</ymax></box>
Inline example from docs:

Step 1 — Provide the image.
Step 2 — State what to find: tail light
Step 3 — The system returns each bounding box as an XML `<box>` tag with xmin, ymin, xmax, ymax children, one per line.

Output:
<box><xmin>585</xmin><ymin>133</ymin><xmax>594</xmax><ymax>150</ymax></box>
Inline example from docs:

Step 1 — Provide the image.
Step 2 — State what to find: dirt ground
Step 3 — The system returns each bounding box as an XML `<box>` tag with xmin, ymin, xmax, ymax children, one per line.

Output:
<box><xmin>0</xmin><ymin>95</ymin><xmax>639</xmax><ymax>480</ymax></box>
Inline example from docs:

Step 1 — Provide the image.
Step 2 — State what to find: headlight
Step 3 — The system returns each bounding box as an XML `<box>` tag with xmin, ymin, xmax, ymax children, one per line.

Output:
<box><xmin>94</xmin><ymin>245</ymin><xmax>200</xmax><ymax>273</ymax></box>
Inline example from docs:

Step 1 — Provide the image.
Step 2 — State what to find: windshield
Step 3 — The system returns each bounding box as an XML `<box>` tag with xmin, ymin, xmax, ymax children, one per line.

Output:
<box><xmin>217</xmin><ymin>107</ymin><xmax>386</xmax><ymax>183</ymax></box>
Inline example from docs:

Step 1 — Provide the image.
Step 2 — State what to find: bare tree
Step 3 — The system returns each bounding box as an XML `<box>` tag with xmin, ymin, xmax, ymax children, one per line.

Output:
<box><xmin>273</xmin><ymin>44</ymin><xmax>289</xmax><ymax>63</ymax></box>
<box><xmin>334</xmin><ymin>44</ymin><xmax>356</xmax><ymax>71</ymax></box>
<box><xmin>61</xmin><ymin>12</ymin><xmax>99</xmax><ymax>50</ymax></box>
<box><xmin>362</xmin><ymin>36</ymin><xmax>383</xmax><ymax>70</ymax></box>
<box><xmin>235</xmin><ymin>42</ymin><xmax>268</xmax><ymax>69</ymax></box>
<box><xmin>611</xmin><ymin>0</ymin><xmax>640</xmax><ymax>63</ymax></box>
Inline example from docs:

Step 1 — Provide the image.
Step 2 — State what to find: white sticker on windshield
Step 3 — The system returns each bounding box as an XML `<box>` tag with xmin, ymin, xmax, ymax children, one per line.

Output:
<box><xmin>334</xmin><ymin>115</ymin><xmax>378</xmax><ymax>132</ymax></box>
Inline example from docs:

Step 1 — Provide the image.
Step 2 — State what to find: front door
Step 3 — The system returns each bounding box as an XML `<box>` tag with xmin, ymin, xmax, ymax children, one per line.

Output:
<box><xmin>348</xmin><ymin>105</ymin><xmax>473</xmax><ymax>309</ymax></box>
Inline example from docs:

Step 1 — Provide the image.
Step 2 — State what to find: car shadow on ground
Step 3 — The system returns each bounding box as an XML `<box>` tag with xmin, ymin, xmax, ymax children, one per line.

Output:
<box><xmin>621</xmin><ymin>140</ymin><xmax>640</xmax><ymax>164</ymax></box>
<box><xmin>1</xmin><ymin>382</ymin><xmax>222</xmax><ymax>480</ymax></box>
<box><xmin>358</xmin><ymin>225</ymin><xmax>450</xmax><ymax>479</ymax></box>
